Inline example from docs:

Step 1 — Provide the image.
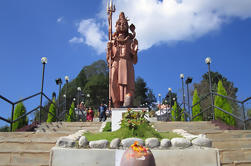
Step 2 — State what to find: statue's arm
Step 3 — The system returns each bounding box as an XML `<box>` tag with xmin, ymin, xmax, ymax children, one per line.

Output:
<box><xmin>131</xmin><ymin>39</ymin><xmax>138</xmax><ymax>64</ymax></box>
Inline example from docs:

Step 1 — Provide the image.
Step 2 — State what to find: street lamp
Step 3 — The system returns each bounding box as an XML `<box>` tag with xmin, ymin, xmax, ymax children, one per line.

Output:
<box><xmin>180</xmin><ymin>73</ymin><xmax>186</xmax><ymax>121</ymax></box>
<box><xmin>77</xmin><ymin>87</ymin><xmax>82</xmax><ymax>121</ymax></box>
<box><xmin>205</xmin><ymin>57</ymin><xmax>214</xmax><ymax>120</ymax></box>
<box><xmin>186</xmin><ymin>77</ymin><xmax>193</xmax><ymax>120</ymax></box>
<box><xmin>63</xmin><ymin>94</ymin><xmax>66</xmax><ymax>113</ymax></box>
<box><xmin>55</xmin><ymin>78</ymin><xmax>62</xmax><ymax>118</ymax></box>
<box><xmin>64</xmin><ymin>76</ymin><xmax>69</xmax><ymax>111</ymax></box>
<box><xmin>168</xmin><ymin>88</ymin><xmax>172</xmax><ymax>106</ymax></box>
<box><xmin>39</xmin><ymin>57</ymin><xmax>47</xmax><ymax>123</ymax></box>
<box><xmin>158</xmin><ymin>93</ymin><xmax>161</xmax><ymax>105</ymax></box>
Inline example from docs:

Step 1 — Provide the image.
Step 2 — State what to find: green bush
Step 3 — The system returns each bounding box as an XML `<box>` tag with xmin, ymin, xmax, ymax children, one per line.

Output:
<box><xmin>67</xmin><ymin>102</ymin><xmax>75</xmax><ymax>122</ymax></box>
<box><xmin>192</xmin><ymin>89</ymin><xmax>203</xmax><ymax>121</ymax></box>
<box><xmin>0</xmin><ymin>125</ymin><xmax>10</xmax><ymax>132</ymax></box>
<box><xmin>84</xmin><ymin>109</ymin><xmax>182</xmax><ymax>141</ymax></box>
<box><xmin>172</xmin><ymin>101</ymin><xmax>181</xmax><ymax>121</ymax></box>
<box><xmin>214</xmin><ymin>80</ymin><xmax>235</xmax><ymax>126</ymax></box>
<box><xmin>12</xmin><ymin>102</ymin><xmax>28</xmax><ymax>131</ymax></box>
<box><xmin>47</xmin><ymin>97</ymin><xmax>56</xmax><ymax>122</ymax></box>
<box><xmin>103</xmin><ymin>122</ymin><xmax>111</xmax><ymax>132</ymax></box>
<box><xmin>181</xmin><ymin>108</ymin><xmax>185</xmax><ymax>121</ymax></box>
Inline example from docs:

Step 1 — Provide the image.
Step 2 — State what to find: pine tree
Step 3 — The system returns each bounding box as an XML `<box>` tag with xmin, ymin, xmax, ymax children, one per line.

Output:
<box><xmin>192</xmin><ymin>89</ymin><xmax>203</xmax><ymax>121</ymax></box>
<box><xmin>214</xmin><ymin>80</ymin><xmax>235</xmax><ymax>126</ymax></box>
<box><xmin>12</xmin><ymin>102</ymin><xmax>28</xmax><ymax>131</ymax></box>
<box><xmin>181</xmin><ymin>108</ymin><xmax>185</xmax><ymax>121</ymax></box>
<box><xmin>171</xmin><ymin>102</ymin><xmax>177</xmax><ymax>121</ymax></box>
<box><xmin>172</xmin><ymin>101</ymin><xmax>180</xmax><ymax>121</ymax></box>
<box><xmin>67</xmin><ymin>102</ymin><xmax>75</xmax><ymax>122</ymax></box>
<box><xmin>46</xmin><ymin>97</ymin><xmax>56</xmax><ymax>122</ymax></box>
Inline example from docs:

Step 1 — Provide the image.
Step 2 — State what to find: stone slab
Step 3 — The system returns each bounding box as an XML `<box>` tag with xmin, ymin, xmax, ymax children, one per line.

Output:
<box><xmin>111</xmin><ymin>108</ymin><xmax>148</xmax><ymax>131</ymax></box>
<box><xmin>50</xmin><ymin>147</ymin><xmax>220</xmax><ymax>166</ymax></box>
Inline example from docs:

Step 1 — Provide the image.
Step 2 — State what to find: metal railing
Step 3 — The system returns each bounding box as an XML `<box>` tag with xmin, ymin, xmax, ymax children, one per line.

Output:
<box><xmin>0</xmin><ymin>57</ymin><xmax>67</xmax><ymax>131</ymax></box>
<box><xmin>0</xmin><ymin>92</ymin><xmax>61</xmax><ymax>131</ymax></box>
<box><xmin>169</xmin><ymin>57</ymin><xmax>251</xmax><ymax>129</ymax></box>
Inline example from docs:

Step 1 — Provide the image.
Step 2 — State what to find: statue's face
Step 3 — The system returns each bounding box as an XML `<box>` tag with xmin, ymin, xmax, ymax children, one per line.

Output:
<box><xmin>116</xmin><ymin>20</ymin><xmax>128</xmax><ymax>34</ymax></box>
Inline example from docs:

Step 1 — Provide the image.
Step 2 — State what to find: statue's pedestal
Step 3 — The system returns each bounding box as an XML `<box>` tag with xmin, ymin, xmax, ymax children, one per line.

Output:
<box><xmin>111</xmin><ymin>108</ymin><xmax>148</xmax><ymax>131</ymax></box>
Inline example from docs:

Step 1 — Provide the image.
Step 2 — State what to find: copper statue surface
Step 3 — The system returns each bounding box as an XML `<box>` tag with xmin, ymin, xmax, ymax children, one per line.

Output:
<box><xmin>107</xmin><ymin>12</ymin><xmax>138</xmax><ymax>108</ymax></box>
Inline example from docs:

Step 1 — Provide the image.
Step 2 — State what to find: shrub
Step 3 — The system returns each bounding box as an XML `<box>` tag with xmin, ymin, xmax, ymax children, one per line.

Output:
<box><xmin>67</xmin><ymin>102</ymin><xmax>75</xmax><ymax>122</ymax></box>
<box><xmin>214</xmin><ymin>80</ymin><xmax>235</xmax><ymax>126</ymax></box>
<box><xmin>46</xmin><ymin>97</ymin><xmax>56</xmax><ymax>122</ymax></box>
<box><xmin>171</xmin><ymin>102</ymin><xmax>177</xmax><ymax>121</ymax></box>
<box><xmin>12</xmin><ymin>102</ymin><xmax>28</xmax><ymax>131</ymax></box>
<box><xmin>181</xmin><ymin>108</ymin><xmax>185</xmax><ymax>121</ymax></box>
<box><xmin>192</xmin><ymin>89</ymin><xmax>203</xmax><ymax>121</ymax></box>
<box><xmin>103</xmin><ymin>122</ymin><xmax>111</xmax><ymax>132</ymax></box>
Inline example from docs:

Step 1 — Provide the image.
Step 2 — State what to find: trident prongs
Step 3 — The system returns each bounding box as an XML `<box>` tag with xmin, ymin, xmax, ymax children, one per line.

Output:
<box><xmin>107</xmin><ymin>0</ymin><xmax>116</xmax><ymax>14</ymax></box>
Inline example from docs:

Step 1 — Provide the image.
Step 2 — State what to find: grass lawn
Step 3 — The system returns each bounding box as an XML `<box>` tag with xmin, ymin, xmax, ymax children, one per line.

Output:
<box><xmin>84</xmin><ymin>122</ymin><xmax>182</xmax><ymax>142</ymax></box>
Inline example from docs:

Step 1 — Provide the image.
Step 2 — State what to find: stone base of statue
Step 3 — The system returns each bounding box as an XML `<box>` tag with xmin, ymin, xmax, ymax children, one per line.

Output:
<box><xmin>111</xmin><ymin>108</ymin><xmax>149</xmax><ymax>131</ymax></box>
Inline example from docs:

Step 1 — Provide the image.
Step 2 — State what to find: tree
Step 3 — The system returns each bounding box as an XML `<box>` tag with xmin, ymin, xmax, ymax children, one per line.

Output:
<box><xmin>180</xmin><ymin>108</ymin><xmax>185</xmax><ymax>121</ymax></box>
<box><xmin>12</xmin><ymin>102</ymin><xmax>28</xmax><ymax>131</ymax></box>
<box><xmin>84</xmin><ymin>73</ymin><xmax>108</xmax><ymax>108</ymax></box>
<box><xmin>61</xmin><ymin>60</ymin><xmax>108</xmax><ymax>110</ymax></box>
<box><xmin>192</xmin><ymin>89</ymin><xmax>203</xmax><ymax>121</ymax></box>
<box><xmin>214</xmin><ymin>80</ymin><xmax>235</xmax><ymax>126</ymax></box>
<box><xmin>194</xmin><ymin>71</ymin><xmax>239</xmax><ymax>120</ymax></box>
<box><xmin>145</xmin><ymin>89</ymin><xmax>157</xmax><ymax>108</ymax></box>
<box><xmin>133</xmin><ymin>77</ymin><xmax>148</xmax><ymax>107</ymax></box>
<box><xmin>67</xmin><ymin>102</ymin><xmax>75</xmax><ymax>122</ymax></box>
<box><xmin>171</xmin><ymin>101</ymin><xmax>177</xmax><ymax>121</ymax></box>
<box><xmin>247</xmin><ymin>109</ymin><xmax>251</xmax><ymax>118</ymax></box>
<box><xmin>164</xmin><ymin>92</ymin><xmax>177</xmax><ymax>106</ymax></box>
<box><xmin>0</xmin><ymin>125</ymin><xmax>10</xmax><ymax>132</ymax></box>
<box><xmin>46</xmin><ymin>97</ymin><xmax>56</xmax><ymax>122</ymax></box>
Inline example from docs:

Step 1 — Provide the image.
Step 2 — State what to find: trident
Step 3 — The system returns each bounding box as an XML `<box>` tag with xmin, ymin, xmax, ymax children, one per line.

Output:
<box><xmin>107</xmin><ymin>0</ymin><xmax>115</xmax><ymax>111</ymax></box>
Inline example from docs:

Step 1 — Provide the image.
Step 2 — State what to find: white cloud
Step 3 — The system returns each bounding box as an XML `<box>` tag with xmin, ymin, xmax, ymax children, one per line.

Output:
<box><xmin>69</xmin><ymin>37</ymin><xmax>84</xmax><ymax>43</ymax></box>
<box><xmin>57</xmin><ymin>17</ymin><xmax>64</xmax><ymax>23</ymax></box>
<box><xmin>72</xmin><ymin>0</ymin><xmax>251</xmax><ymax>53</ymax></box>
<box><xmin>76</xmin><ymin>19</ymin><xmax>107</xmax><ymax>54</ymax></box>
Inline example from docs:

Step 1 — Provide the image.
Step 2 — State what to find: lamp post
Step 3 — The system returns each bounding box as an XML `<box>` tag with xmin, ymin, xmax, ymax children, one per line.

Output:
<box><xmin>65</xmin><ymin>76</ymin><xmax>69</xmax><ymax>111</ymax></box>
<box><xmin>180</xmin><ymin>73</ymin><xmax>186</xmax><ymax>121</ymax></box>
<box><xmin>158</xmin><ymin>93</ymin><xmax>162</xmax><ymax>105</ymax></box>
<box><xmin>63</xmin><ymin>94</ymin><xmax>66</xmax><ymax>114</ymax></box>
<box><xmin>205</xmin><ymin>57</ymin><xmax>214</xmax><ymax>120</ymax></box>
<box><xmin>55</xmin><ymin>78</ymin><xmax>62</xmax><ymax>119</ymax></box>
<box><xmin>39</xmin><ymin>57</ymin><xmax>47</xmax><ymax>123</ymax></box>
<box><xmin>77</xmin><ymin>87</ymin><xmax>81</xmax><ymax>121</ymax></box>
<box><xmin>185</xmin><ymin>77</ymin><xmax>193</xmax><ymax>121</ymax></box>
<box><xmin>168</xmin><ymin>88</ymin><xmax>172</xmax><ymax>106</ymax></box>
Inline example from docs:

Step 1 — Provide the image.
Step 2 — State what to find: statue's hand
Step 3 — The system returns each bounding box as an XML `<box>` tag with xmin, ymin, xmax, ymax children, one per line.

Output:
<box><xmin>131</xmin><ymin>39</ymin><xmax>138</xmax><ymax>54</ymax></box>
<box><xmin>107</xmin><ymin>41</ymin><xmax>112</xmax><ymax>50</ymax></box>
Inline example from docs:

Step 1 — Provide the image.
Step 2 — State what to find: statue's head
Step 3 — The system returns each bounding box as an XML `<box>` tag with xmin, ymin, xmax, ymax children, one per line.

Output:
<box><xmin>116</xmin><ymin>12</ymin><xmax>129</xmax><ymax>34</ymax></box>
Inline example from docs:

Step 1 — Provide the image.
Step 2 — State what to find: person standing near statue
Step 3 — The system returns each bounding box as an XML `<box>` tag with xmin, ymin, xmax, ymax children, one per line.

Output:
<box><xmin>107</xmin><ymin>12</ymin><xmax>138</xmax><ymax>108</ymax></box>
<box><xmin>99</xmin><ymin>103</ymin><xmax>107</xmax><ymax>122</ymax></box>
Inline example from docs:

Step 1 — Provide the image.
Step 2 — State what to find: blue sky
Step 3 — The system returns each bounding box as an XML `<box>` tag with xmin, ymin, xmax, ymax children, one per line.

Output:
<box><xmin>0</xmin><ymin>0</ymin><xmax>251</xmax><ymax>127</ymax></box>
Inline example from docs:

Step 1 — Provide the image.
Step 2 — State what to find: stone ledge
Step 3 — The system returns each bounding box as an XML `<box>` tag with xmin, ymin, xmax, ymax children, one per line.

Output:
<box><xmin>50</xmin><ymin>147</ymin><xmax>220</xmax><ymax>166</ymax></box>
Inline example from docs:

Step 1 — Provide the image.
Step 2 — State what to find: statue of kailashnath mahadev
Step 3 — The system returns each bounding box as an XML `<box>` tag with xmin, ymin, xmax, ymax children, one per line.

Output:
<box><xmin>107</xmin><ymin>12</ymin><xmax>138</xmax><ymax>108</ymax></box>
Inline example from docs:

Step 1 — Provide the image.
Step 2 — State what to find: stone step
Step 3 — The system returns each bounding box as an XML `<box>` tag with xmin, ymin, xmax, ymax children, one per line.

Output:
<box><xmin>152</xmin><ymin>121</ymin><xmax>220</xmax><ymax>132</ymax></box>
<box><xmin>36</xmin><ymin>127</ymin><xmax>100</xmax><ymax>133</ymax></box>
<box><xmin>212</xmin><ymin>138</ymin><xmax>251</xmax><ymax>149</ymax></box>
<box><xmin>0</xmin><ymin>151</ymin><xmax>50</xmax><ymax>166</ymax></box>
<box><xmin>206</xmin><ymin>131</ymin><xmax>251</xmax><ymax>139</ymax></box>
<box><xmin>0</xmin><ymin>132</ymin><xmax>69</xmax><ymax>139</ymax></box>
<box><xmin>0</xmin><ymin>142</ymin><xmax>55</xmax><ymax>152</ymax></box>
<box><xmin>38</xmin><ymin>122</ymin><xmax>102</xmax><ymax>127</ymax></box>
<box><xmin>221</xmin><ymin>161</ymin><xmax>251</xmax><ymax>166</ymax></box>
<box><xmin>219</xmin><ymin>148</ymin><xmax>251</xmax><ymax>164</ymax></box>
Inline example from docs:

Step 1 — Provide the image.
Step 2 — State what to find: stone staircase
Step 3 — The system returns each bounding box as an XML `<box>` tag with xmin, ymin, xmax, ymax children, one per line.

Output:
<box><xmin>0</xmin><ymin>122</ymin><xmax>102</xmax><ymax>166</ymax></box>
<box><xmin>153</xmin><ymin>121</ymin><xmax>251</xmax><ymax>166</ymax></box>
<box><xmin>35</xmin><ymin>122</ymin><xmax>102</xmax><ymax>133</ymax></box>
